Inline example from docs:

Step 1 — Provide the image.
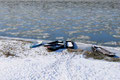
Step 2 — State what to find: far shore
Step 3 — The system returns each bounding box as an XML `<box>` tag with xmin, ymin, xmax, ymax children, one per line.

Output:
<box><xmin>0</xmin><ymin>0</ymin><xmax>119</xmax><ymax>2</ymax></box>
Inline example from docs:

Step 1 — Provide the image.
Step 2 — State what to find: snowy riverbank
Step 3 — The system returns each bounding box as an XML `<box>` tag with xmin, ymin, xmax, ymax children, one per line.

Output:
<box><xmin>0</xmin><ymin>0</ymin><xmax>120</xmax><ymax>2</ymax></box>
<box><xmin>0</xmin><ymin>37</ymin><xmax>120</xmax><ymax>80</ymax></box>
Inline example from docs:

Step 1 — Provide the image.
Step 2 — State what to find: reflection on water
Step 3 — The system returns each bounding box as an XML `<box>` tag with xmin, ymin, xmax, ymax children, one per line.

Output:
<box><xmin>0</xmin><ymin>1</ymin><xmax>120</xmax><ymax>47</ymax></box>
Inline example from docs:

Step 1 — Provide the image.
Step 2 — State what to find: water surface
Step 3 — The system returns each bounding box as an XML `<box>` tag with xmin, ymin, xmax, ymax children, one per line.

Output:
<box><xmin>0</xmin><ymin>1</ymin><xmax>120</xmax><ymax>47</ymax></box>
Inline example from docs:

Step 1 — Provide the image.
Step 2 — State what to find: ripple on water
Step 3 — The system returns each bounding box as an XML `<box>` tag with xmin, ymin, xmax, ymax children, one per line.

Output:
<box><xmin>0</xmin><ymin>1</ymin><xmax>120</xmax><ymax>47</ymax></box>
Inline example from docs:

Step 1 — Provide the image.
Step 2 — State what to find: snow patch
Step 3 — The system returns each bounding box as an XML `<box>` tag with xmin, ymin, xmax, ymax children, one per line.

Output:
<box><xmin>0</xmin><ymin>38</ymin><xmax>120</xmax><ymax>80</ymax></box>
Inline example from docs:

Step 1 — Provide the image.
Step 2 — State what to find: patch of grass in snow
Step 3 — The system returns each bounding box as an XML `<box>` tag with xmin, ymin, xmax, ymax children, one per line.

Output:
<box><xmin>0</xmin><ymin>40</ymin><xmax>30</xmax><ymax>57</ymax></box>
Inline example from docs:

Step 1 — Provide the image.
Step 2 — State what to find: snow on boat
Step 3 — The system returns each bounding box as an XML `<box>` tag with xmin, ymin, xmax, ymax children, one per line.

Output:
<box><xmin>65</xmin><ymin>41</ymin><xmax>74</xmax><ymax>49</ymax></box>
<box><xmin>44</xmin><ymin>40</ymin><xmax>64</xmax><ymax>47</ymax></box>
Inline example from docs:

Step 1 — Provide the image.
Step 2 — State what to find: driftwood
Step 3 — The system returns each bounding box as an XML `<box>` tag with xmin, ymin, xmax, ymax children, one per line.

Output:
<box><xmin>92</xmin><ymin>46</ymin><xmax>115</xmax><ymax>57</ymax></box>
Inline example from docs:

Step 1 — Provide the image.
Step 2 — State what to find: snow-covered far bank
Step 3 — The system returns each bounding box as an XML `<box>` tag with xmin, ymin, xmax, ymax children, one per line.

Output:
<box><xmin>0</xmin><ymin>0</ymin><xmax>120</xmax><ymax>2</ymax></box>
<box><xmin>0</xmin><ymin>37</ymin><xmax>120</xmax><ymax>80</ymax></box>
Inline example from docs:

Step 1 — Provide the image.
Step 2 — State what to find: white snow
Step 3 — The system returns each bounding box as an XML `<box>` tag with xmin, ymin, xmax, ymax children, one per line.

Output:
<box><xmin>0</xmin><ymin>37</ymin><xmax>120</xmax><ymax>80</ymax></box>
<box><xmin>67</xmin><ymin>42</ymin><xmax>73</xmax><ymax>47</ymax></box>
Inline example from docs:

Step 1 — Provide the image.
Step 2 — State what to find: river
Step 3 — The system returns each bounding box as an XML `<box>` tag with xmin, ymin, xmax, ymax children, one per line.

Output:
<box><xmin>0</xmin><ymin>1</ymin><xmax>120</xmax><ymax>47</ymax></box>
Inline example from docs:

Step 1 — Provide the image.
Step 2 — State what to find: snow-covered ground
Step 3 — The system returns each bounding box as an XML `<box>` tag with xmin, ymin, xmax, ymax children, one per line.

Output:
<box><xmin>0</xmin><ymin>37</ymin><xmax>120</xmax><ymax>80</ymax></box>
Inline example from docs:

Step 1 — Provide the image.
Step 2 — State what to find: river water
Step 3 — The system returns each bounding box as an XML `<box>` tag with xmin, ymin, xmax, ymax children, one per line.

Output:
<box><xmin>0</xmin><ymin>1</ymin><xmax>120</xmax><ymax>47</ymax></box>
